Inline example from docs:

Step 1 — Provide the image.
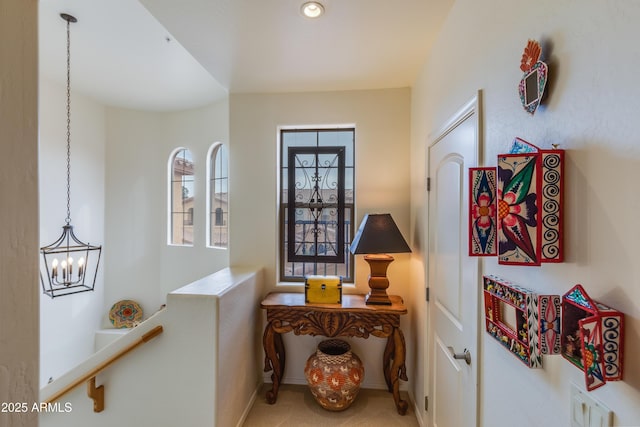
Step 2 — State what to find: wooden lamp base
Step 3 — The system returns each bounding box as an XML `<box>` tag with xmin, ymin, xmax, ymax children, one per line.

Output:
<box><xmin>364</xmin><ymin>254</ymin><xmax>394</xmax><ymax>305</ymax></box>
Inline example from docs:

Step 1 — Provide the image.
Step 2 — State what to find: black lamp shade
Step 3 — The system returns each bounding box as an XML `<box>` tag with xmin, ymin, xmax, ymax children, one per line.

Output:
<box><xmin>350</xmin><ymin>214</ymin><xmax>411</xmax><ymax>255</ymax></box>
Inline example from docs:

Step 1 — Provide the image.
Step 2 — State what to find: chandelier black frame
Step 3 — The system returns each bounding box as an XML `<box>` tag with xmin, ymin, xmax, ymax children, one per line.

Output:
<box><xmin>40</xmin><ymin>13</ymin><xmax>102</xmax><ymax>298</ymax></box>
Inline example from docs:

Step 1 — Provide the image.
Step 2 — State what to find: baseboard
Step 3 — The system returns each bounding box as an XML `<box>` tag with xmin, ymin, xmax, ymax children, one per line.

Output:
<box><xmin>235</xmin><ymin>384</ymin><xmax>259</xmax><ymax>427</ymax></box>
<box><xmin>409</xmin><ymin>390</ymin><xmax>426</xmax><ymax>426</ymax></box>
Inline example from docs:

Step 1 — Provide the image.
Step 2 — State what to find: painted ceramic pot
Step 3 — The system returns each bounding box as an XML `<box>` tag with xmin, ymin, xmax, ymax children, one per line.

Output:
<box><xmin>304</xmin><ymin>339</ymin><xmax>364</xmax><ymax>411</ymax></box>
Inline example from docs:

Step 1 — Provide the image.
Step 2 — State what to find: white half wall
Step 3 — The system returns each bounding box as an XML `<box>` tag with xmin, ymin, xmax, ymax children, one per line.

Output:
<box><xmin>40</xmin><ymin>267</ymin><xmax>262</xmax><ymax>427</ymax></box>
<box><xmin>410</xmin><ymin>1</ymin><xmax>640</xmax><ymax>425</ymax></box>
<box><xmin>229</xmin><ymin>89</ymin><xmax>412</xmax><ymax>391</ymax></box>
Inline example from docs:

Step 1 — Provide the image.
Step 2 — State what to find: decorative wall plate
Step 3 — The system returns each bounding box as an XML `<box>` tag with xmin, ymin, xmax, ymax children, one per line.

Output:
<box><xmin>109</xmin><ymin>299</ymin><xmax>143</xmax><ymax>328</ymax></box>
<box><xmin>518</xmin><ymin>40</ymin><xmax>548</xmax><ymax>115</ymax></box>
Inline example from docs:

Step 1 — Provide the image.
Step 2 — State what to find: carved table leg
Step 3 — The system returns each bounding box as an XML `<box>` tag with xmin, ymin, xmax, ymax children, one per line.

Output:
<box><xmin>262</xmin><ymin>321</ymin><xmax>285</xmax><ymax>404</ymax></box>
<box><xmin>388</xmin><ymin>327</ymin><xmax>409</xmax><ymax>415</ymax></box>
<box><xmin>383</xmin><ymin>332</ymin><xmax>395</xmax><ymax>392</ymax></box>
<box><xmin>274</xmin><ymin>328</ymin><xmax>286</xmax><ymax>378</ymax></box>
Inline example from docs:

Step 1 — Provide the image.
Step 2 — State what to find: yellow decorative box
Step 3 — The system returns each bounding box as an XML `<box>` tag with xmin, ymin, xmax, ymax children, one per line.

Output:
<box><xmin>305</xmin><ymin>275</ymin><xmax>342</xmax><ymax>304</ymax></box>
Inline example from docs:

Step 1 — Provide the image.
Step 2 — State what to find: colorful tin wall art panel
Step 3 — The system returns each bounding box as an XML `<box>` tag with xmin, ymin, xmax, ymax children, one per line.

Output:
<box><xmin>519</xmin><ymin>39</ymin><xmax>548</xmax><ymax>115</ymax></box>
<box><xmin>561</xmin><ymin>284</ymin><xmax>625</xmax><ymax>391</ymax></box>
<box><xmin>497</xmin><ymin>153</ymin><xmax>542</xmax><ymax>265</ymax></box>
<box><xmin>483</xmin><ymin>275</ymin><xmax>542</xmax><ymax>368</ymax></box>
<box><xmin>578</xmin><ymin>316</ymin><xmax>606</xmax><ymax>391</ymax></box>
<box><xmin>497</xmin><ymin>139</ymin><xmax>564</xmax><ymax>265</ymax></box>
<box><xmin>598</xmin><ymin>308</ymin><xmax>624</xmax><ymax>382</ymax></box>
<box><xmin>538</xmin><ymin>295</ymin><xmax>561</xmax><ymax>355</ymax></box>
<box><xmin>540</xmin><ymin>150</ymin><xmax>564</xmax><ymax>262</ymax></box>
<box><xmin>469</xmin><ymin>167</ymin><xmax>497</xmax><ymax>256</ymax></box>
<box><xmin>509</xmin><ymin>137</ymin><xmax>538</xmax><ymax>154</ymax></box>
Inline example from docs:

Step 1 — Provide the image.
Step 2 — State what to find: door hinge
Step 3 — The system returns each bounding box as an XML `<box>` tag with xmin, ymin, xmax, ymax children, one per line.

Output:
<box><xmin>426</xmin><ymin>177</ymin><xmax>431</xmax><ymax>192</ymax></box>
<box><xmin>425</xmin><ymin>395</ymin><xmax>429</xmax><ymax>411</ymax></box>
<box><xmin>426</xmin><ymin>287</ymin><xmax>430</xmax><ymax>302</ymax></box>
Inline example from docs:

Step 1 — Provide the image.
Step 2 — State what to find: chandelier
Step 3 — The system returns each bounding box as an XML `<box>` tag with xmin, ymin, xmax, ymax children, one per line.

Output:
<box><xmin>40</xmin><ymin>13</ymin><xmax>102</xmax><ymax>298</ymax></box>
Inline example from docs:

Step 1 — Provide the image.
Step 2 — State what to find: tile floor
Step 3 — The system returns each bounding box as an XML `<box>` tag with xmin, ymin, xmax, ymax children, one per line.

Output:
<box><xmin>243</xmin><ymin>384</ymin><xmax>420</xmax><ymax>427</ymax></box>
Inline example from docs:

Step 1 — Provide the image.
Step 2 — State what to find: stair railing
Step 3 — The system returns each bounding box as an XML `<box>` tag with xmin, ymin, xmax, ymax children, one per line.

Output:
<box><xmin>44</xmin><ymin>325</ymin><xmax>163</xmax><ymax>412</ymax></box>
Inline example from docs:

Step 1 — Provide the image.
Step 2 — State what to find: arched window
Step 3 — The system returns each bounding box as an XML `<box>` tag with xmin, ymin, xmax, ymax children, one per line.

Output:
<box><xmin>168</xmin><ymin>148</ymin><xmax>194</xmax><ymax>246</ymax></box>
<box><xmin>207</xmin><ymin>143</ymin><xmax>228</xmax><ymax>248</ymax></box>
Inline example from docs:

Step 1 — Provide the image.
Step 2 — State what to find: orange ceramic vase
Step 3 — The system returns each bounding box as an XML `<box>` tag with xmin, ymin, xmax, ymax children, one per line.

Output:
<box><xmin>304</xmin><ymin>339</ymin><xmax>364</xmax><ymax>411</ymax></box>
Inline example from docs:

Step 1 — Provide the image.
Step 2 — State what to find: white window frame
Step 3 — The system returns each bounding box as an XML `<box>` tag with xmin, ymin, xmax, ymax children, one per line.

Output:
<box><xmin>206</xmin><ymin>142</ymin><xmax>229</xmax><ymax>249</ymax></box>
<box><xmin>167</xmin><ymin>147</ymin><xmax>195</xmax><ymax>246</ymax></box>
<box><xmin>277</xmin><ymin>124</ymin><xmax>356</xmax><ymax>283</ymax></box>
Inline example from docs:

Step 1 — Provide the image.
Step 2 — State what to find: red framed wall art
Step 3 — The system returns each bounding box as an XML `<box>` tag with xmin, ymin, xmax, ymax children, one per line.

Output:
<box><xmin>496</xmin><ymin>138</ymin><xmax>564</xmax><ymax>265</ymax></box>
<box><xmin>560</xmin><ymin>285</ymin><xmax>624</xmax><ymax>391</ymax></box>
<box><xmin>538</xmin><ymin>294</ymin><xmax>562</xmax><ymax>355</ymax></box>
<box><xmin>483</xmin><ymin>275</ymin><xmax>542</xmax><ymax>368</ymax></box>
<box><xmin>469</xmin><ymin>167</ymin><xmax>497</xmax><ymax>256</ymax></box>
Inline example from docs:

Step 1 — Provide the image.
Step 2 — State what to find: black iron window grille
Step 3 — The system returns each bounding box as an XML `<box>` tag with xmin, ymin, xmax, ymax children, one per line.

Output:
<box><xmin>288</xmin><ymin>146</ymin><xmax>345</xmax><ymax>262</ymax></box>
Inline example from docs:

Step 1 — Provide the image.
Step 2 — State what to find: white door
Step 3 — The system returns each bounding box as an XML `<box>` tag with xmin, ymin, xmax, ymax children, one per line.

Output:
<box><xmin>426</xmin><ymin>94</ymin><xmax>481</xmax><ymax>427</ymax></box>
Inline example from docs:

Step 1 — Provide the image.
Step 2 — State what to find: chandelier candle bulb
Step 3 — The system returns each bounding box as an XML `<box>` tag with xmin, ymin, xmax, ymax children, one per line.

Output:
<box><xmin>68</xmin><ymin>257</ymin><xmax>73</xmax><ymax>276</ymax></box>
<box><xmin>61</xmin><ymin>260</ymin><xmax>67</xmax><ymax>280</ymax></box>
<box><xmin>51</xmin><ymin>259</ymin><xmax>58</xmax><ymax>279</ymax></box>
<box><xmin>78</xmin><ymin>257</ymin><xmax>85</xmax><ymax>278</ymax></box>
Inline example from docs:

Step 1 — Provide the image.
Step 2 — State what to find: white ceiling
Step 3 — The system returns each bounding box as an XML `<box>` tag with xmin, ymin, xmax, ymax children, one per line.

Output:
<box><xmin>39</xmin><ymin>0</ymin><xmax>453</xmax><ymax>112</ymax></box>
<box><xmin>39</xmin><ymin>0</ymin><xmax>227</xmax><ymax>112</ymax></box>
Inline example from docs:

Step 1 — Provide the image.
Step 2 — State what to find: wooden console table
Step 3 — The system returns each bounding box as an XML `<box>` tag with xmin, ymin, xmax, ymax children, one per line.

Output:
<box><xmin>260</xmin><ymin>292</ymin><xmax>409</xmax><ymax>415</ymax></box>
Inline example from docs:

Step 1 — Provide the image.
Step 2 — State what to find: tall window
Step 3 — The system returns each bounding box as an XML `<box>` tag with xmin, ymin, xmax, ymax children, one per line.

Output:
<box><xmin>280</xmin><ymin>128</ymin><xmax>355</xmax><ymax>282</ymax></box>
<box><xmin>208</xmin><ymin>143</ymin><xmax>228</xmax><ymax>248</ymax></box>
<box><xmin>169</xmin><ymin>148</ymin><xmax>194</xmax><ymax>245</ymax></box>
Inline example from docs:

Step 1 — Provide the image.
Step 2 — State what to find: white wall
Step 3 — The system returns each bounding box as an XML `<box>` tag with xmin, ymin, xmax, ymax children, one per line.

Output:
<box><xmin>229</xmin><ymin>89</ymin><xmax>413</xmax><ymax>390</ymax></box>
<box><xmin>104</xmin><ymin>100</ymin><xmax>230</xmax><ymax>322</ymax></box>
<box><xmin>40</xmin><ymin>267</ymin><xmax>262</xmax><ymax>427</ymax></box>
<box><xmin>0</xmin><ymin>1</ymin><xmax>39</xmax><ymax>425</ymax></box>
<box><xmin>38</xmin><ymin>78</ymin><xmax>106</xmax><ymax>387</ymax></box>
<box><xmin>410</xmin><ymin>0</ymin><xmax>640</xmax><ymax>425</ymax></box>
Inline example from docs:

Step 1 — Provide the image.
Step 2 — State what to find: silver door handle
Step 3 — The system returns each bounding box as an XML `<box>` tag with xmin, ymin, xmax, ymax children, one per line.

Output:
<box><xmin>448</xmin><ymin>347</ymin><xmax>471</xmax><ymax>365</ymax></box>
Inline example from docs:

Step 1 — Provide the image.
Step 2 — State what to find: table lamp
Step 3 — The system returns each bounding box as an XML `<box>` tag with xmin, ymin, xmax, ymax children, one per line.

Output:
<box><xmin>350</xmin><ymin>213</ymin><xmax>411</xmax><ymax>305</ymax></box>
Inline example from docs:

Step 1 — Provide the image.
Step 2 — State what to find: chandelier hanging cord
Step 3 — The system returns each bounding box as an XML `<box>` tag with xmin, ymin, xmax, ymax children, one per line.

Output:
<box><xmin>62</xmin><ymin>13</ymin><xmax>76</xmax><ymax>225</ymax></box>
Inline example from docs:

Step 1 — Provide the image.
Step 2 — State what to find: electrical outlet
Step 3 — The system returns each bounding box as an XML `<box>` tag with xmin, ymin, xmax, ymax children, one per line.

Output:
<box><xmin>570</xmin><ymin>383</ymin><xmax>613</xmax><ymax>427</ymax></box>
<box><xmin>571</xmin><ymin>386</ymin><xmax>589</xmax><ymax>427</ymax></box>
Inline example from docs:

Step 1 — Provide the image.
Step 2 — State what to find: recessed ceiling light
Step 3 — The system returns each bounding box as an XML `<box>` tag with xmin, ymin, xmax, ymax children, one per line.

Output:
<box><xmin>301</xmin><ymin>1</ymin><xmax>324</xmax><ymax>18</ymax></box>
